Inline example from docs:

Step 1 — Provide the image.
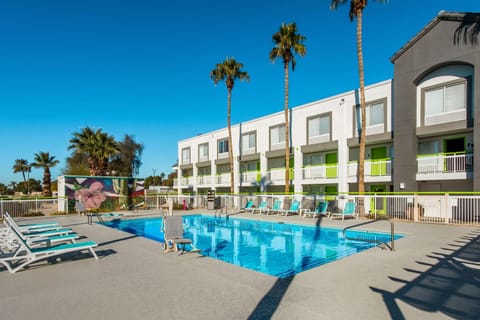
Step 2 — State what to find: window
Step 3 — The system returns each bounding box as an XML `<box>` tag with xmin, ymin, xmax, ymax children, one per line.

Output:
<box><xmin>198</xmin><ymin>143</ymin><xmax>209</xmax><ymax>162</ymax></box>
<box><xmin>270</xmin><ymin>125</ymin><xmax>285</xmax><ymax>148</ymax></box>
<box><xmin>181</xmin><ymin>147</ymin><xmax>191</xmax><ymax>165</ymax></box>
<box><xmin>242</xmin><ymin>132</ymin><xmax>256</xmax><ymax>154</ymax></box>
<box><xmin>418</xmin><ymin>140</ymin><xmax>439</xmax><ymax>155</ymax></box>
<box><xmin>425</xmin><ymin>83</ymin><xmax>465</xmax><ymax>116</ymax></box>
<box><xmin>366</xmin><ymin>102</ymin><xmax>384</xmax><ymax>126</ymax></box>
<box><xmin>308</xmin><ymin>114</ymin><xmax>330</xmax><ymax>141</ymax></box>
<box><xmin>218</xmin><ymin>139</ymin><xmax>229</xmax><ymax>154</ymax></box>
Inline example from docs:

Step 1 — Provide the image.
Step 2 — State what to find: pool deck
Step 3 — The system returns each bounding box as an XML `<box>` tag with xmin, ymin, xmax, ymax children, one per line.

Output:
<box><xmin>1</xmin><ymin>210</ymin><xmax>479</xmax><ymax>320</ymax></box>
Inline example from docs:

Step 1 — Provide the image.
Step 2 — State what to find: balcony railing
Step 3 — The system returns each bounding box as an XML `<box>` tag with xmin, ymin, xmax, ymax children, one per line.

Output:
<box><xmin>267</xmin><ymin>168</ymin><xmax>294</xmax><ymax>183</ymax></box>
<box><xmin>196</xmin><ymin>175</ymin><xmax>212</xmax><ymax>186</ymax></box>
<box><xmin>239</xmin><ymin>171</ymin><xmax>260</xmax><ymax>184</ymax></box>
<box><xmin>348</xmin><ymin>159</ymin><xmax>392</xmax><ymax>178</ymax></box>
<box><xmin>303</xmin><ymin>164</ymin><xmax>338</xmax><ymax>179</ymax></box>
<box><xmin>179</xmin><ymin>177</ymin><xmax>195</xmax><ymax>187</ymax></box>
<box><xmin>215</xmin><ymin>173</ymin><xmax>231</xmax><ymax>185</ymax></box>
<box><xmin>417</xmin><ymin>153</ymin><xmax>473</xmax><ymax>176</ymax></box>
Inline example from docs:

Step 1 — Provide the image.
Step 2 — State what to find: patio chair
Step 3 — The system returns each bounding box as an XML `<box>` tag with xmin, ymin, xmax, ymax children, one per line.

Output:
<box><xmin>262</xmin><ymin>199</ymin><xmax>283</xmax><ymax>215</ymax></box>
<box><xmin>3</xmin><ymin>212</ymin><xmax>59</xmax><ymax>232</ymax></box>
<box><xmin>3</xmin><ymin>216</ymin><xmax>73</xmax><ymax>241</ymax></box>
<box><xmin>253</xmin><ymin>201</ymin><xmax>268</xmax><ymax>214</ymax></box>
<box><xmin>279</xmin><ymin>200</ymin><xmax>301</xmax><ymax>216</ymax></box>
<box><xmin>330</xmin><ymin>202</ymin><xmax>358</xmax><ymax>221</ymax></box>
<box><xmin>0</xmin><ymin>223</ymin><xmax>98</xmax><ymax>274</ymax></box>
<box><xmin>163</xmin><ymin>216</ymin><xmax>200</xmax><ymax>254</ymax></box>
<box><xmin>303</xmin><ymin>201</ymin><xmax>330</xmax><ymax>218</ymax></box>
<box><xmin>238</xmin><ymin>200</ymin><xmax>254</xmax><ymax>213</ymax></box>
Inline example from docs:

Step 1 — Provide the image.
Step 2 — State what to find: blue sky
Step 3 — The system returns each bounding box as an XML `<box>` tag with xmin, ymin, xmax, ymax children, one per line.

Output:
<box><xmin>0</xmin><ymin>0</ymin><xmax>478</xmax><ymax>185</ymax></box>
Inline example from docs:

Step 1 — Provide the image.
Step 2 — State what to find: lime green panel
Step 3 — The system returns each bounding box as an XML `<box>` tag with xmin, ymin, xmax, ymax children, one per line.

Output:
<box><xmin>325</xmin><ymin>153</ymin><xmax>337</xmax><ymax>178</ymax></box>
<box><xmin>325</xmin><ymin>185</ymin><xmax>337</xmax><ymax>201</ymax></box>
<box><xmin>370</xmin><ymin>185</ymin><xmax>386</xmax><ymax>214</ymax></box>
<box><xmin>371</xmin><ymin>147</ymin><xmax>387</xmax><ymax>176</ymax></box>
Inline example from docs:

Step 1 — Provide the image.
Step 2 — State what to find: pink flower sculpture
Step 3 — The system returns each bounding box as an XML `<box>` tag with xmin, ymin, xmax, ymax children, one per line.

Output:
<box><xmin>75</xmin><ymin>181</ymin><xmax>107</xmax><ymax>210</ymax></box>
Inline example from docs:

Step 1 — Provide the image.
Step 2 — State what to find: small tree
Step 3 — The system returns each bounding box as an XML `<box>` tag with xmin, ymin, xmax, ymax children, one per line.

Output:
<box><xmin>31</xmin><ymin>151</ymin><xmax>59</xmax><ymax>197</ymax></box>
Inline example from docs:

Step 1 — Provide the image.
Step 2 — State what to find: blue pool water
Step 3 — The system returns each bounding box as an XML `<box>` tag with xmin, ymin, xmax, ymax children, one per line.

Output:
<box><xmin>103</xmin><ymin>214</ymin><xmax>403</xmax><ymax>278</ymax></box>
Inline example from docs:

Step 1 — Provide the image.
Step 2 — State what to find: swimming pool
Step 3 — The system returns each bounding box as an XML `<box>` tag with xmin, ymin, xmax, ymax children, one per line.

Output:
<box><xmin>103</xmin><ymin>214</ymin><xmax>402</xmax><ymax>278</ymax></box>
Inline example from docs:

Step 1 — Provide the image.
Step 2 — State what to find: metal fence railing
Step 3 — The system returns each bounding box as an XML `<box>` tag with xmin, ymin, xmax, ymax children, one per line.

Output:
<box><xmin>0</xmin><ymin>198</ymin><xmax>60</xmax><ymax>218</ymax></box>
<box><xmin>1</xmin><ymin>193</ymin><xmax>479</xmax><ymax>226</ymax></box>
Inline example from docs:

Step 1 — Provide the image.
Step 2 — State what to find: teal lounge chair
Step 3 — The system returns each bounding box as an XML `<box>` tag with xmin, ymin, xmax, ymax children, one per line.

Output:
<box><xmin>3</xmin><ymin>216</ymin><xmax>73</xmax><ymax>241</ymax></box>
<box><xmin>303</xmin><ymin>201</ymin><xmax>330</xmax><ymax>218</ymax></box>
<box><xmin>330</xmin><ymin>202</ymin><xmax>358</xmax><ymax>221</ymax></box>
<box><xmin>253</xmin><ymin>201</ymin><xmax>268</xmax><ymax>214</ymax></box>
<box><xmin>4</xmin><ymin>212</ymin><xmax>59</xmax><ymax>232</ymax></box>
<box><xmin>279</xmin><ymin>200</ymin><xmax>301</xmax><ymax>216</ymax></box>
<box><xmin>239</xmin><ymin>200</ymin><xmax>254</xmax><ymax>213</ymax></box>
<box><xmin>0</xmin><ymin>223</ymin><xmax>98</xmax><ymax>274</ymax></box>
<box><xmin>263</xmin><ymin>199</ymin><xmax>283</xmax><ymax>215</ymax></box>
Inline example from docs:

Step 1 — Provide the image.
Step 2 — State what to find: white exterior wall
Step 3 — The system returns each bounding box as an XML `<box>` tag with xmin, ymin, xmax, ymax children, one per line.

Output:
<box><xmin>177</xmin><ymin>80</ymin><xmax>393</xmax><ymax>194</ymax></box>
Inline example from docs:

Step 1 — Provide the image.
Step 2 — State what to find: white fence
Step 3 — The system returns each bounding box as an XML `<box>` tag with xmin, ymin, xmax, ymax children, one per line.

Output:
<box><xmin>1</xmin><ymin>194</ymin><xmax>479</xmax><ymax>226</ymax></box>
<box><xmin>0</xmin><ymin>198</ymin><xmax>61</xmax><ymax>218</ymax></box>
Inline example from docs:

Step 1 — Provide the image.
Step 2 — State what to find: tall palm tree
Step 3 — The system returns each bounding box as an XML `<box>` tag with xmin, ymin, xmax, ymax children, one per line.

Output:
<box><xmin>211</xmin><ymin>57</ymin><xmax>250</xmax><ymax>194</ymax></box>
<box><xmin>31</xmin><ymin>152</ymin><xmax>59</xmax><ymax>197</ymax></box>
<box><xmin>330</xmin><ymin>0</ymin><xmax>387</xmax><ymax>216</ymax></box>
<box><xmin>269</xmin><ymin>23</ymin><xmax>306</xmax><ymax>194</ymax></box>
<box><xmin>12</xmin><ymin>159</ymin><xmax>30</xmax><ymax>195</ymax></box>
<box><xmin>68</xmin><ymin>127</ymin><xmax>119</xmax><ymax>176</ymax></box>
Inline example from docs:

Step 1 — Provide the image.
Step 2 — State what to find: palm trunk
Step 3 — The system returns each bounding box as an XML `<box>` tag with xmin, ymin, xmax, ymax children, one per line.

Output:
<box><xmin>43</xmin><ymin>168</ymin><xmax>52</xmax><ymax>197</ymax></box>
<box><xmin>284</xmin><ymin>62</ymin><xmax>290</xmax><ymax>194</ymax></box>
<box><xmin>357</xmin><ymin>9</ymin><xmax>366</xmax><ymax>216</ymax></box>
<box><xmin>227</xmin><ymin>87</ymin><xmax>235</xmax><ymax>194</ymax></box>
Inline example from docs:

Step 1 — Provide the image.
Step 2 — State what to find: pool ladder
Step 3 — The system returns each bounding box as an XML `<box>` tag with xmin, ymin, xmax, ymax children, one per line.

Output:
<box><xmin>342</xmin><ymin>218</ymin><xmax>396</xmax><ymax>251</ymax></box>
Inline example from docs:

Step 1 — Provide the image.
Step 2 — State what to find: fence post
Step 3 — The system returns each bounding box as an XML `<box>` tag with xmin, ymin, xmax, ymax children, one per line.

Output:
<box><xmin>445</xmin><ymin>193</ymin><xmax>450</xmax><ymax>224</ymax></box>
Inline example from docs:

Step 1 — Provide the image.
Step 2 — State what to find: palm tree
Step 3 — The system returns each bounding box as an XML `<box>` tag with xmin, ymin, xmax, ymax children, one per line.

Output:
<box><xmin>211</xmin><ymin>57</ymin><xmax>250</xmax><ymax>194</ymax></box>
<box><xmin>31</xmin><ymin>152</ymin><xmax>60</xmax><ymax>197</ymax></box>
<box><xmin>330</xmin><ymin>0</ymin><xmax>387</xmax><ymax>216</ymax></box>
<box><xmin>269</xmin><ymin>23</ymin><xmax>306</xmax><ymax>194</ymax></box>
<box><xmin>12</xmin><ymin>159</ymin><xmax>30</xmax><ymax>195</ymax></box>
<box><xmin>68</xmin><ymin>127</ymin><xmax>119</xmax><ymax>176</ymax></box>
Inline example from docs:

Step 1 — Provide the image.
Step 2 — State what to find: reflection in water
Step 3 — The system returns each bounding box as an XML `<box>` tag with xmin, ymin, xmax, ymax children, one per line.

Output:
<box><xmin>104</xmin><ymin>215</ymin><xmax>400</xmax><ymax>278</ymax></box>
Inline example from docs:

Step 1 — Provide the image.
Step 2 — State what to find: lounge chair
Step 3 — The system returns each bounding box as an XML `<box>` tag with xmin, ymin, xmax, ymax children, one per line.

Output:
<box><xmin>0</xmin><ymin>223</ymin><xmax>98</xmax><ymax>274</ymax></box>
<box><xmin>330</xmin><ymin>202</ymin><xmax>358</xmax><ymax>221</ymax></box>
<box><xmin>3</xmin><ymin>217</ymin><xmax>73</xmax><ymax>241</ymax></box>
<box><xmin>4</xmin><ymin>212</ymin><xmax>59</xmax><ymax>232</ymax></box>
<box><xmin>262</xmin><ymin>199</ymin><xmax>283</xmax><ymax>215</ymax></box>
<box><xmin>303</xmin><ymin>201</ymin><xmax>330</xmax><ymax>218</ymax></box>
<box><xmin>253</xmin><ymin>201</ymin><xmax>268</xmax><ymax>214</ymax></box>
<box><xmin>238</xmin><ymin>200</ymin><xmax>254</xmax><ymax>213</ymax></box>
<box><xmin>163</xmin><ymin>216</ymin><xmax>200</xmax><ymax>254</ymax></box>
<box><xmin>279</xmin><ymin>200</ymin><xmax>301</xmax><ymax>216</ymax></box>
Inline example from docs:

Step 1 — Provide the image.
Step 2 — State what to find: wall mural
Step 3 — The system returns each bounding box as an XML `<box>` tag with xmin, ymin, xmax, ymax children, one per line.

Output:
<box><xmin>64</xmin><ymin>176</ymin><xmax>145</xmax><ymax>211</ymax></box>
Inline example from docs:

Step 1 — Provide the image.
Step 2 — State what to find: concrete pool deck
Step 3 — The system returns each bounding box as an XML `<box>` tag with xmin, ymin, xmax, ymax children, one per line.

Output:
<box><xmin>1</xmin><ymin>210</ymin><xmax>479</xmax><ymax>320</ymax></box>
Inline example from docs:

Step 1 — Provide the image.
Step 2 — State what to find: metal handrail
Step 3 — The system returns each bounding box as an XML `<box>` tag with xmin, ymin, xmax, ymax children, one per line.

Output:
<box><xmin>342</xmin><ymin>218</ymin><xmax>395</xmax><ymax>251</ymax></box>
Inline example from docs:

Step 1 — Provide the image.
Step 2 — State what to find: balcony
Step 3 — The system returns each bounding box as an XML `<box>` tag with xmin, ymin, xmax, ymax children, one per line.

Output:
<box><xmin>302</xmin><ymin>164</ymin><xmax>338</xmax><ymax>181</ymax></box>
<box><xmin>196</xmin><ymin>175</ymin><xmax>212</xmax><ymax>186</ymax></box>
<box><xmin>417</xmin><ymin>153</ymin><xmax>473</xmax><ymax>180</ymax></box>
<box><xmin>347</xmin><ymin>159</ymin><xmax>392</xmax><ymax>182</ymax></box>
<box><xmin>239</xmin><ymin>171</ymin><xmax>260</xmax><ymax>185</ymax></box>
<box><xmin>177</xmin><ymin>176</ymin><xmax>195</xmax><ymax>188</ymax></box>
<box><xmin>267</xmin><ymin>168</ymin><xmax>294</xmax><ymax>184</ymax></box>
<box><xmin>215</xmin><ymin>173</ymin><xmax>231</xmax><ymax>186</ymax></box>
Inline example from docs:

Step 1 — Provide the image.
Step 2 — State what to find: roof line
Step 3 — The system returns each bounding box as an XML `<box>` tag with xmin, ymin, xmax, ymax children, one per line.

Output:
<box><xmin>390</xmin><ymin>11</ymin><xmax>480</xmax><ymax>63</ymax></box>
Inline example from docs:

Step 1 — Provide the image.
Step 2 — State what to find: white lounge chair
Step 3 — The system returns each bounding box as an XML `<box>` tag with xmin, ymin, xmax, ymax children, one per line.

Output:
<box><xmin>3</xmin><ymin>216</ymin><xmax>73</xmax><ymax>241</ymax></box>
<box><xmin>4</xmin><ymin>212</ymin><xmax>60</xmax><ymax>232</ymax></box>
<box><xmin>163</xmin><ymin>216</ymin><xmax>200</xmax><ymax>254</ymax></box>
<box><xmin>0</xmin><ymin>224</ymin><xmax>98</xmax><ymax>274</ymax></box>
